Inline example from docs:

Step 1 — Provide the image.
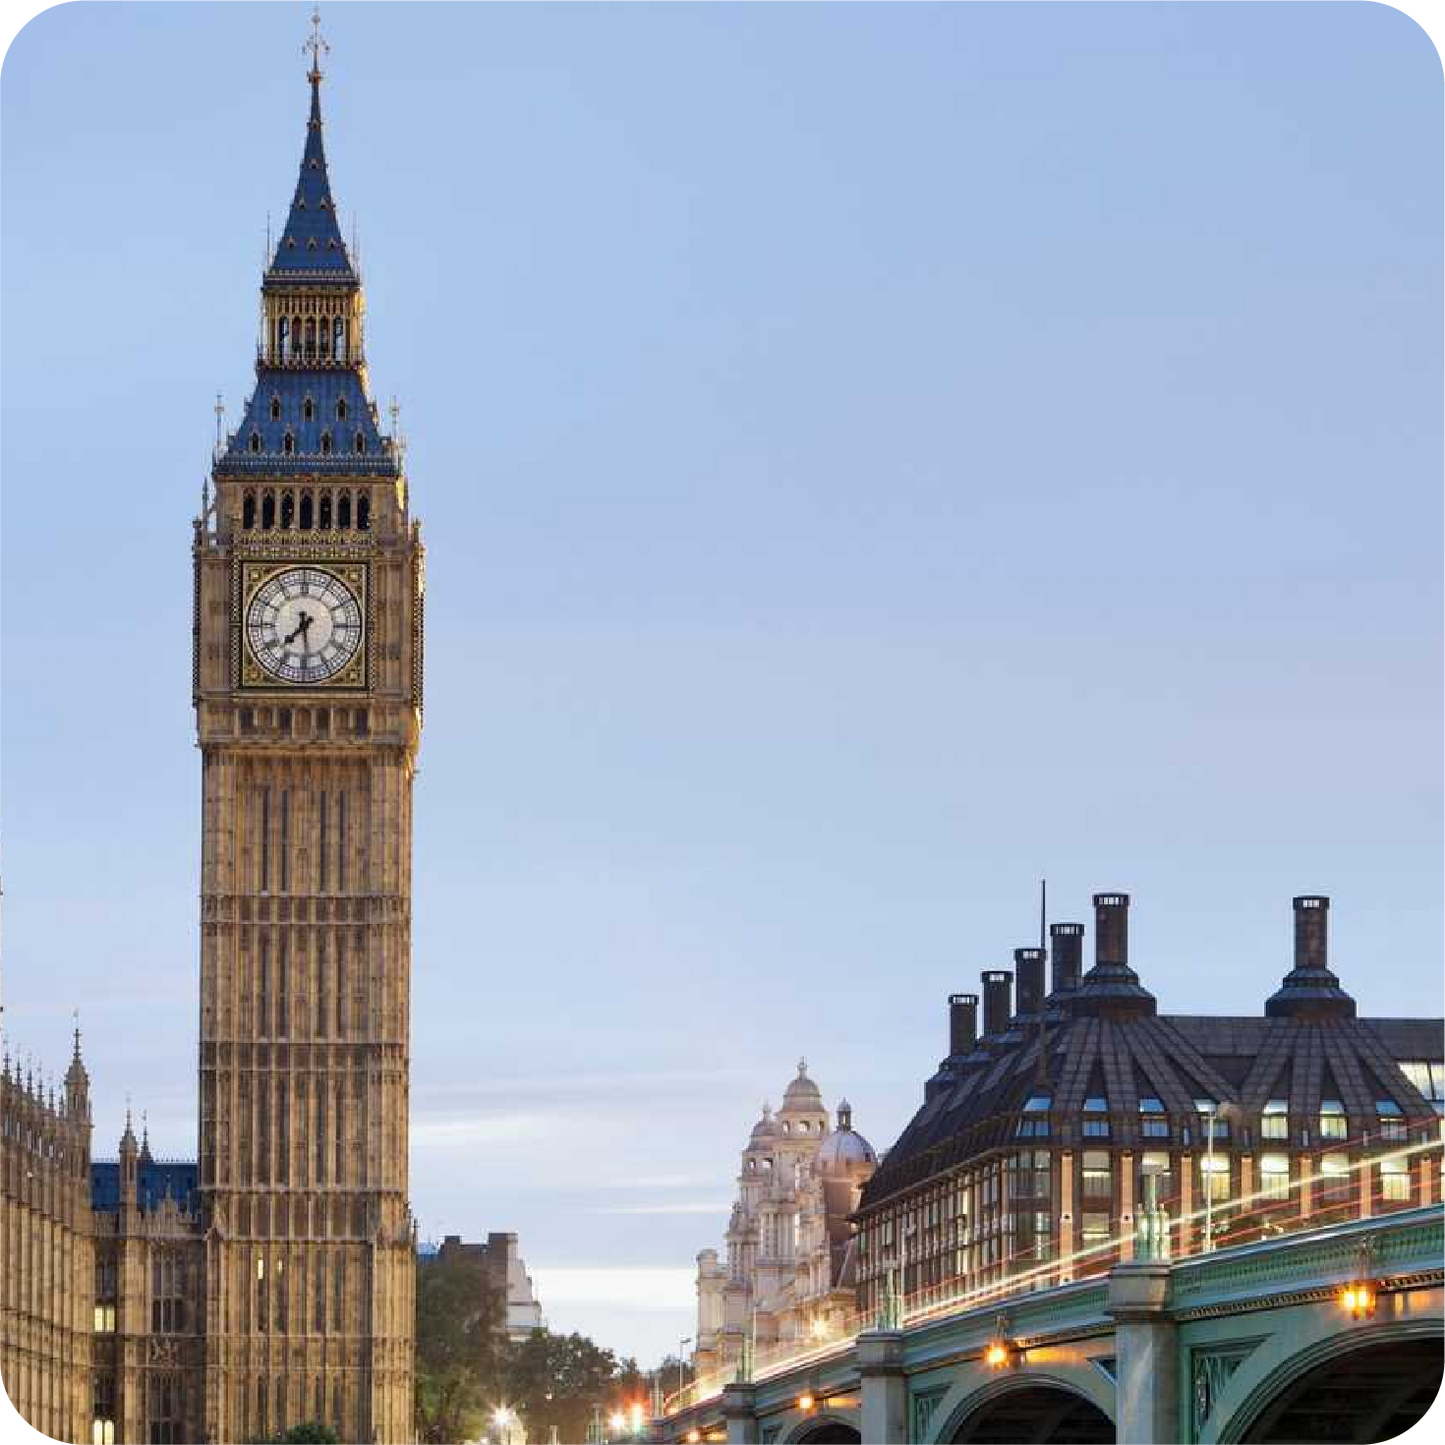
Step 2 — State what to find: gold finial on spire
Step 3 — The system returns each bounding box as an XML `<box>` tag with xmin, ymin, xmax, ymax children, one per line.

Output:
<box><xmin>304</xmin><ymin>7</ymin><xmax>329</xmax><ymax>80</ymax></box>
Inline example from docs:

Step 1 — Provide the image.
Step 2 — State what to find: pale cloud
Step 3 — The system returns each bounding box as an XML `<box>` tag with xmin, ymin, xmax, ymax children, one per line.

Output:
<box><xmin>590</xmin><ymin>1202</ymin><xmax>729</xmax><ymax>1216</ymax></box>
<box><xmin>411</xmin><ymin>1113</ymin><xmax>553</xmax><ymax>1149</ymax></box>
<box><xmin>530</xmin><ymin>1268</ymin><xmax>696</xmax><ymax>1310</ymax></box>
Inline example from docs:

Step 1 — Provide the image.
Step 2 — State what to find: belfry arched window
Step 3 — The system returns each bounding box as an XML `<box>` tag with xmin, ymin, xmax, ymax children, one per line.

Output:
<box><xmin>318</xmin><ymin>320</ymin><xmax>330</xmax><ymax>361</ymax></box>
<box><xmin>337</xmin><ymin>494</ymin><xmax>351</xmax><ymax>529</ymax></box>
<box><xmin>261</xmin><ymin>492</ymin><xmax>276</xmax><ymax>529</ymax></box>
<box><xmin>357</xmin><ymin>494</ymin><xmax>370</xmax><ymax>531</ymax></box>
<box><xmin>318</xmin><ymin>493</ymin><xmax>332</xmax><ymax>530</ymax></box>
<box><xmin>242</xmin><ymin>492</ymin><xmax>257</xmax><ymax>529</ymax></box>
<box><xmin>299</xmin><ymin>493</ymin><xmax>314</xmax><ymax>529</ymax></box>
<box><xmin>291</xmin><ymin>317</ymin><xmax>303</xmax><ymax>359</ymax></box>
<box><xmin>280</xmin><ymin>491</ymin><xmax>295</xmax><ymax>528</ymax></box>
<box><xmin>304</xmin><ymin>318</ymin><xmax>316</xmax><ymax>360</ymax></box>
<box><xmin>333</xmin><ymin>318</ymin><xmax>346</xmax><ymax>361</ymax></box>
<box><xmin>277</xmin><ymin>318</ymin><xmax>289</xmax><ymax>360</ymax></box>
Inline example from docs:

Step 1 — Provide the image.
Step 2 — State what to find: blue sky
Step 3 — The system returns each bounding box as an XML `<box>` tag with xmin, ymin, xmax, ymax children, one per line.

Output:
<box><xmin>1</xmin><ymin>2</ymin><xmax>1440</xmax><ymax>1364</ymax></box>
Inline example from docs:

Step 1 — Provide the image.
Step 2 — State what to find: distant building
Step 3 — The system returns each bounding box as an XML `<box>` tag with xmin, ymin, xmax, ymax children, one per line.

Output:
<box><xmin>433</xmin><ymin>1233</ymin><xmax>546</xmax><ymax>1342</ymax></box>
<box><xmin>693</xmin><ymin>1062</ymin><xmax>877</xmax><ymax>1383</ymax></box>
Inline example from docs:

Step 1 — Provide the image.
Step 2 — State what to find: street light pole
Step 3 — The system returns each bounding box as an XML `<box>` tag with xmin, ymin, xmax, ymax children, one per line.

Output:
<box><xmin>678</xmin><ymin>1336</ymin><xmax>692</xmax><ymax>1397</ymax></box>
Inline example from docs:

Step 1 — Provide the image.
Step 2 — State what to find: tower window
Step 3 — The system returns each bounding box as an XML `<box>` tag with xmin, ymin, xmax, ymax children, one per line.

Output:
<box><xmin>242</xmin><ymin>493</ymin><xmax>257</xmax><ymax>529</ymax></box>
<box><xmin>249</xmin><ymin>431</ymin><xmax>261</xmax><ymax>453</ymax></box>
<box><xmin>354</xmin><ymin>432</ymin><xmax>366</xmax><ymax>455</ymax></box>
<box><xmin>357</xmin><ymin>494</ymin><xmax>370</xmax><ymax>530</ymax></box>
<box><xmin>337</xmin><ymin>494</ymin><xmax>351</xmax><ymax>529</ymax></box>
<box><xmin>336</xmin><ymin>397</ymin><xmax>347</xmax><ymax>420</ymax></box>
<box><xmin>320</xmin><ymin>431</ymin><xmax>332</xmax><ymax>456</ymax></box>
<box><xmin>291</xmin><ymin>317</ymin><xmax>303</xmax><ymax>358</ymax></box>
<box><xmin>304</xmin><ymin>397</ymin><xmax>314</xmax><ymax>422</ymax></box>
<box><xmin>299</xmin><ymin>492</ymin><xmax>314</xmax><ymax>529</ymax></box>
<box><xmin>270</xmin><ymin>396</ymin><xmax>281</xmax><ymax>421</ymax></box>
<box><xmin>283</xmin><ymin>432</ymin><xmax>295</xmax><ymax>455</ymax></box>
<box><xmin>261</xmin><ymin>492</ymin><xmax>276</xmax><ymax>529</ymax></box>
<box><xmin>319</xmin><ymin>493</ymin><xmax>332</xmax><ymax>530</ymax></box>
<box><xmin>280</xmin><ymin>491</ymin><xmax>294</xmax><ymax>528</ymax></box>
<box><xmin>276</xmin><ymin>321</ymin><xmax>288</xmax><ymax>360</ymax></box>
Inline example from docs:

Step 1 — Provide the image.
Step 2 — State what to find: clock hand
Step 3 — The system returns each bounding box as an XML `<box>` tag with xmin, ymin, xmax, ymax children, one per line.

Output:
<box><xmin>283</xmin><ymin>611</ymin><xmax>313</xmax><ymax>646</ymax></box>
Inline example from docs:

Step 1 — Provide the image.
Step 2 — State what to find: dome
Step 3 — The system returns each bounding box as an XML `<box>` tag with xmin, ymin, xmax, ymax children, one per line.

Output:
<box><xmin>781</xmin><ymin>1058</ymin><xmax>824</xmax><ymax>1111</ymax></box>
<box><xmin>816</xmin><ymin>1100</ymin><xmax>877</xmax><ymax>1176</ymax></box>
<box><xmin>748</xmin><ymin>1103</ymin><xmax>778</xmax><ymax>1145</ymax></box>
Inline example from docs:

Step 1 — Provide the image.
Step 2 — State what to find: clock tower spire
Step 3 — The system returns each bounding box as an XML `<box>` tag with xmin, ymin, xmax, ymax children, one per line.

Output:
<box><xmin>193</xmin><ymin>28</ymin><xmax>421</xmax><ymax>1443</ymax></box>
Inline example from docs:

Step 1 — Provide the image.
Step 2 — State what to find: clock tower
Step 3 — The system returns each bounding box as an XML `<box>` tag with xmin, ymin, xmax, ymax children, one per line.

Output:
<box><xmin>193</xmin><ymin>31</ymin><xmax>420</xmax><ymax>1444</ymax></box>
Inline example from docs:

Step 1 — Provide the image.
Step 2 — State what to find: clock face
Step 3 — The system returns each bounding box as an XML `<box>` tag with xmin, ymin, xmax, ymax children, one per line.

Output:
<box><xmin>246</xmin><ymin>566</ymin><xmax>363</xmax><ymax>684</ymax></box>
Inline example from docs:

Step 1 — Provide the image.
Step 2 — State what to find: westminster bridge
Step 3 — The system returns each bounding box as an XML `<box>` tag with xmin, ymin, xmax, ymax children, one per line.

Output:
<box><xmin>658</xmin><ymin>1204</ymin><xmax>1444</xmax><ymax>1444</ymax></box>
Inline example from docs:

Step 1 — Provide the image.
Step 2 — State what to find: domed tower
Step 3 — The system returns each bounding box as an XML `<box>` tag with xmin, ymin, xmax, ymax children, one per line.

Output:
<box><xmin>777</xmin><ymin>1059</ymin><xmax>830</xmax><ymax>1144</ymax></box>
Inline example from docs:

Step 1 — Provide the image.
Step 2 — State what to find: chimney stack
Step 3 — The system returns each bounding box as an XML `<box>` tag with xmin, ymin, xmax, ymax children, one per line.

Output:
<box><xmin>1073</xmin><ymin>891</ymin><xmax>1156</xmax><ymax>1018</ymax></box>
<box><xmin>981</xmin><ymin>971</ymin><xmax>1012</xmax><ymax>1037</ymax></box>
<box><xmin>1013</xmin><ymin>948</ymin><xmax>1046</xmax><ymax>1017</ymax></box>
<box><xmin>1267</xmin><ymin>894</ymin><xmax>1353</xmax><ymax>1019</ymax></box>
<box><xmin>1094</xmin><ymin>893</ymin><xmax>1130</xmax><ymax>966</ymax></box>
<box><xmin>948</xmin><ymin>993</ymin><xmax>979</xmax><ymax>1056</ymax></box>
<box><xmin>1049</xmin><ymin>922</ymin><xmax>1084</xmax><ymax>995</ymax></box>
<box><xmin>1294</xmin><ymin>895</ymin><xmax>1329</xmax><ymax>971</ymax></box>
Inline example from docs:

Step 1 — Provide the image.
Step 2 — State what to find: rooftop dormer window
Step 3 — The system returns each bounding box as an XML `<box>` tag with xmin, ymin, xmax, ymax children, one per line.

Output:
<box><xmin>249</xmin><ymin>432</ymin><xmax>261</xmax><ymax>453</ymax></box>
<box><xmin>303</xmin><ymin>398</ymin><xmax>314</xmax><ymax>421</ymax></box>
<box><xmin>336</xmin><ymin>397</ymin><xmax>347</xmax><ymax>421</ymax></box>
<box><xmin>320</xmin><ymin>431</ymin><xmax>332</xmax><ymax>456</ymax></box>
<box><xmin>354</xmin><ymin>432</ymin><xmax>366</xmax><ymax>454</ymax></box>
<box><xmin>283</xmin><ymin>433</ymin><xmax>295</xmax><ymax>455</ymax></box>
<box><xmin>270</xmin><ymin>397</ymin><xmax>281</xmax><ymax>420</ymax></box>
<box><xmin>1139</xmin><ymin>1097</ymin><xmax>1169</xmax><ymax>1137</ymax></box>
<box><xmin>1016</xmin><ymin>1093</ymin><xmax>1050</xmax><ymax>1138</ymax></box>
<box><xmin>1377</xmin><ymin>1100</ymin><xmax>1405</xmax><ymax>1142</ymax></box>
<box><xmin>1082</xmin><ymin>1096</ymin><xmax>1110</xmax><ymax>1138</ymax></box>
<box><xmin>1398</xmin><ymin>1060</ymin><xmax>1445</xmax><ymax>1112</ymax></box>
<box><xmin>1262</xmin><ymin>1099</ymin><xmax>1288</xmax><ymax>1140</ymax></box>
<box><xmin>1319</xmin><ymin>1099</ymin><xmax>1347</xmax><ymax>1140</ymax></box>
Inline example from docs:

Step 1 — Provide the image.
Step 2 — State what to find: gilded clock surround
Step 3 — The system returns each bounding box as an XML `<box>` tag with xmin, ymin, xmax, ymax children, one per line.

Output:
<box><xmin>237</xmin><ymin>557</ymin><xmax>370</xmax><ymax>690</ymax></box>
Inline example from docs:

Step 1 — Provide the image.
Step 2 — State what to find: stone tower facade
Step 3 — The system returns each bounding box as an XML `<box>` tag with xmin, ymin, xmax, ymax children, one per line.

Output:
<box><xmin>192</xmin><ymin>38</ymin><xmax>421</xmax><ymax>1445</ymax></box>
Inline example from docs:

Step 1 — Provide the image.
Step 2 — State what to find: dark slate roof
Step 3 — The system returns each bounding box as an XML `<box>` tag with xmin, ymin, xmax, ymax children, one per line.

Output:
<box><xmin>267</xmin><ymin>74</ymin><xmax>354</xmax><ymax>281</ymax></box>
<box><xmin>91</xmin><ymin>1160</ymin><xmax>199</xmax><ymax>1214</ymax></box>
<box><xmin>858</xmin><ymin>1010</ymin><xmax>1444</xmax><ymax>1214</ymax></box>
<box><xmin>218</xmin><ymin>367</ymin><xmax>399</xmax><ymax>477</ymax></box>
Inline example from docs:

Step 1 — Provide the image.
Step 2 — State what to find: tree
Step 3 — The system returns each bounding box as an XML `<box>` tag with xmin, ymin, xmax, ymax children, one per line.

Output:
<box><xmin>276</xmin><ymin>1425</ymin><xmax>341</xmax><ymax>1444</ymax></box>
<box><xmin>414</xmin><ymin>1246</ymin><xmax>505</xmax><ymax>1443</ymax></box>
<box><xmin>504</xmin><ymin>1330</ymin><xmax>636</xmax><ymax>1444</ymax></box>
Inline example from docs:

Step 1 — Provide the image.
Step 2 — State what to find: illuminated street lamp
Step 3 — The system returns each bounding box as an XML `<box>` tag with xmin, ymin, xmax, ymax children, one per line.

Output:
<box><xmin>492</xmin><ymin>1405</ymin><xmax>518</xmax><ymax>1445</ymax></box>
<box><xmin>984</xmin><ymin>1313</ymin><xmax>1016</xmax><ymax>1369</ymax></box>
<box><xmin>1340</xmin><ymin>1237</ymin><xmax>1379</xmax><ymax>1320</ymax></box>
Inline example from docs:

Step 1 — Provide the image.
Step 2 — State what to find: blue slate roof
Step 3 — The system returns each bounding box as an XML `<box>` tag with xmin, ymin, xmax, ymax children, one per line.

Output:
<box><xmin>219</xmin><ymin>366</ymin><xmax>399</xmax><ymax>476</ymax></box>
<box><xmin>91</xmin><ymin>1160</ymin><xmax>199</xmax><ymax>1215</ymax></box>
<box><xmin>268</xmin><ymin>74</ymin><xmax>354</xmax><ymax>280</ymax></box>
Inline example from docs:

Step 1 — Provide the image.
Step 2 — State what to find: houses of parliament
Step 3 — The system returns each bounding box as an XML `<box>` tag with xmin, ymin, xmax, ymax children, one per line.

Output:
<box><xmin>2</xmin><ymin>28</ymin><xmax>422</xmax><ymax>1445</ymax></box>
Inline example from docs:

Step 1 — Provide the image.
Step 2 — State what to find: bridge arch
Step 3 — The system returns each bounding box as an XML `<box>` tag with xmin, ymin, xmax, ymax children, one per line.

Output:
<box><xmin>1207</xmin><ymin>1309</ymin><xmax>1445</xmax><ymax>1444</ymax></box>
<box><xmin>780</xmin><ymin>1413</ymin><xmax>862</xmax><ymax>1443</ymax></box>
<box><xmin>923</xmin><ymin>1363</ymin><xmax>1116</xmax><ymax>1445</ymax></box>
